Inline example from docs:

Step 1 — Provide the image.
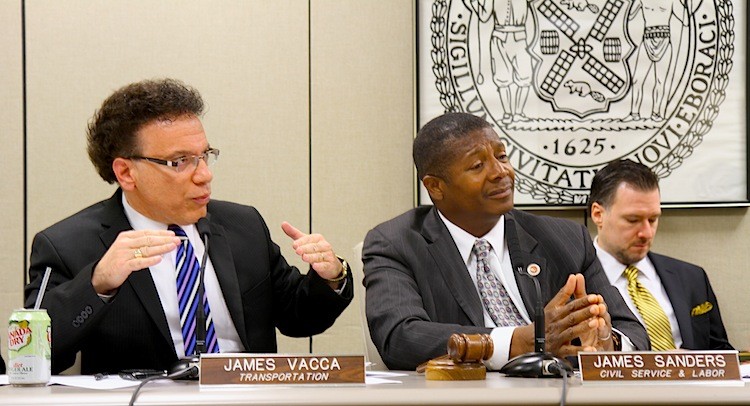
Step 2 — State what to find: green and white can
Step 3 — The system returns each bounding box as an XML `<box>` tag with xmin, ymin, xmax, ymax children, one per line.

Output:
<box><xmin>8</xmin><ymin>309</ymin><xmax>51</xmax><ymax>385</ymax></box>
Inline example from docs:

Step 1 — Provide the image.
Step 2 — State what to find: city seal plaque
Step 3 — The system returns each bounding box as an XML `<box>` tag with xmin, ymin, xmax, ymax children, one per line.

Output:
<box><xmin>423</xmin><ymin>0</ymin><xmax>734</xmax><ymax>204</ymax></box>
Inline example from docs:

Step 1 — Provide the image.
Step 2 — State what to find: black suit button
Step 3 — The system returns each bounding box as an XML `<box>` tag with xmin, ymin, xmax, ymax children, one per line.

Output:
<box><xmin>72</xmin><ymin>320</ymin><xmax>80</xmax><ymax>328</ymax></box>
<box><xmin>85</xmin><ymin>305</ymin><xmax>93</xmax><ymax>314</ymax></box>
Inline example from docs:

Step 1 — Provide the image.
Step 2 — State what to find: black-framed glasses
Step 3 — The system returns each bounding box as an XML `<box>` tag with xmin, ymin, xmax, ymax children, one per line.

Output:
<box><xmin>130</xmin><ymin>148</ymin><xmax>220</xmax><ymax>173</ymax></box>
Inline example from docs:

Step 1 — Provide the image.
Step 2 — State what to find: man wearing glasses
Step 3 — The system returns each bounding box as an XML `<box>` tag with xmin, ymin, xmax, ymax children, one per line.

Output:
<box><xmin>24</xmin><ymin>78</ymin><xmax>353</xmax><ymax>375</ymax></box>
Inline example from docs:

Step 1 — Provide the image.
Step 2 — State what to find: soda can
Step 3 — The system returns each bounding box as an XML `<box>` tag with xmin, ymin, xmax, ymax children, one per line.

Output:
<box><xmin>8</xmin><ymin>309</ymin><xmax>51</xmax><ymax>386</ymax></box>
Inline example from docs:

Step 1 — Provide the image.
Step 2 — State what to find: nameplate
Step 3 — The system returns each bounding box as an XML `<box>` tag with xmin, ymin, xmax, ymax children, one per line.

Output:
<box><xmin>199</xmin><ymin>353</ymin><xmax>365</xmax><ymax>385</ymax></box>
<box><xmin>579</xmin><ymin>351</ymin><xmax>741</xmax><ymax>383</ymax></box>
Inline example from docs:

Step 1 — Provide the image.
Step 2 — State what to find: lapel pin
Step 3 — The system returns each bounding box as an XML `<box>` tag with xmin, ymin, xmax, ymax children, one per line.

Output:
<box><xmin>526</xmin><ymin>263</ymin><xmax>541</xmax><ymax>276</ymax></box>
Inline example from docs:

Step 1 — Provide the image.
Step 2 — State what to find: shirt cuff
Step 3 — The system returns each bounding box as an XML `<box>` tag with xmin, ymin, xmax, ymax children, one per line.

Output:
<box><xmin>614</xmin><ymin>328</ymin><xmax>636</xmax><ymax>351</ymax></box>
<box><xmin>484</xmin><ymin>326</ymin><xmax>516</xmax><ymax>370</ymax></box>
<box><xmin>333</xmin><ymin>278</ymin><xmax>348</xmax><ymax>295</ymax></box>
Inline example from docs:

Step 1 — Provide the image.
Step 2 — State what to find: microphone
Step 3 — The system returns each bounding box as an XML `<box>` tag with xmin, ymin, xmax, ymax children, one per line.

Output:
<box><xmin>499</xmin><ymin>263</ymin><xmax>572</xmax><ymax>378</ymax></box>
<box><xmin>195</xmin><ymin>217</ymin><xmax>211</xmax><ymax>355</ymax></box>
<box><xmin>168</xmin><ymin>218</ymin><xmax>211</xmax><ymax>380</ymax></box>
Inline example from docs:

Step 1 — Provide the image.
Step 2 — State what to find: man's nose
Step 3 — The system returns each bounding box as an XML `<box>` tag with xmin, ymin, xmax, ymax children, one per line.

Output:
<box><xmin>488</xmin><ymin>157</ymin><xmax>509</xmax><ymax>179</ymax></box>
<box><xmin>637</xmin><ymin>221</ymin><xmax>655</xmax><ymax>239</ymax></box>
<box><xmin>192</xmin><ymin>158</ymin><xmax>213</xmax><ymax>183</ymax></box>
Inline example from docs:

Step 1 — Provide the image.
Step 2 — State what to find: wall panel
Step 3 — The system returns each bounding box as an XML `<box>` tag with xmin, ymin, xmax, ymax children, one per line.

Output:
<box><xmin>0</xmin><ymin>0</ymin><xmax>24</xmax><ymax>364</ymax></box>
<box><xmin>650</xmin><ymin>209</ymin><xmax>750</xmax><ymax>351</ymax></box>
<box><xmin>24</xmin><ymin>0</ymin><xmax>311</xmax><ymax>353</ymax></box>
<box><xmin>310</xmin><ymin>0</ymin><xmax>416</xmax><ymax>355</ymax></box>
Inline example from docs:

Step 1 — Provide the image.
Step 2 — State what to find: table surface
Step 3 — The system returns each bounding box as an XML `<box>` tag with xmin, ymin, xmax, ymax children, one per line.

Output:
<box><xmin>1</xmin><ymin>372</ymin><xmax>748</xmax><ymax>406</ymax></box>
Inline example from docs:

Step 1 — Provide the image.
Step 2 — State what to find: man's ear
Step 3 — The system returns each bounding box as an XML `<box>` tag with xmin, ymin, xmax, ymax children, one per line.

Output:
<box><xmin>423</xmin><ymin>175</ymin><xmax>444</xmax><ymax>202</ymax></box>
<box><xmin>113</xmin><ymin>157</ymin><xmax>136</xmax><ymax>191</ymax></box>
<box><xmin>590</xmin><ymin>202</ymin><xmax>605</xmax><ymax>228</ymax></box>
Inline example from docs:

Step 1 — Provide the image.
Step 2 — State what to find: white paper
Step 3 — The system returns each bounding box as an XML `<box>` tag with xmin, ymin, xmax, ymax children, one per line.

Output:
<box><xmin>740</xmin><ymin>363</ymin><xmax>750</xmax><ymax>381</ymax></box>
<box><xmin>364</xmin><ymin>376</ymin><xmax>402</xmax><ymax>385</ymax></box>
<box><xmin>50</xmin><ymin>375</ymin><xmax>143</xmax><ymax>389</ymax></box>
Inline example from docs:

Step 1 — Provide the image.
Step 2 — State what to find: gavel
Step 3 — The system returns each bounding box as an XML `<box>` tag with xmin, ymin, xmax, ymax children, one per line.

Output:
<box><xmin>447</xmin><ymin>333</ymin><xmax>494</xmax><ymax>363</ymax></box>
<box><xmin>417</xmin><ymin>333</ymin><xmax>494</xmax><ymax>376</ymax></box>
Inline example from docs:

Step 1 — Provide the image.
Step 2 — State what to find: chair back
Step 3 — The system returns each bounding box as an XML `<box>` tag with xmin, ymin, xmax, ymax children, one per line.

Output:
<box><xmin>351</xmin><ymin>242</ymin><xmax>387</xmax><ymax>370</ymax></box>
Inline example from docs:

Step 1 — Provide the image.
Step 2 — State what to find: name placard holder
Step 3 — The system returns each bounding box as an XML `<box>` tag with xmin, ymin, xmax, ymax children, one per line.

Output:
<box><xmin>199</xmin><ymin>354</ymin><xmax>365</xmax><ymax>386</ymax></box>
<box><xmin>579</xmin><ymin>351</ymin><xmax>741</xmax><ymax>384</ymax></box>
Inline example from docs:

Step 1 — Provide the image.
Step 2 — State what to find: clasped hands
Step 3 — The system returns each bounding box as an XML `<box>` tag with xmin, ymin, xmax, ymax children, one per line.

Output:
<box><xmin>92</xmin><ymin>222</ymin><xmax>343</xmax><ymax>295</ymax></box>
<box><xmin>511</xmin><ymin>274</ymin><xmax>613</xmax><ymax>359</ymax></box>
<box><xmin>546</xmin><ymin>273</ymin><xmax>614</xmax><ymax>354</ymax></box>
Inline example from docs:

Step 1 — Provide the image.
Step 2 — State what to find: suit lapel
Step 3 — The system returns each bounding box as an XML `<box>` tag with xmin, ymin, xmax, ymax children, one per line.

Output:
<box><xmin>202</xmin><ymin>213</ymin><xmax>248</xmax><ymax>349</ymax></box>
<box><xmin>505</xmin><ymin>212</ymin><xmax>548</xmax><ymax>319</ymax></box>
<box><xmin>98</xmin><ymin>190</ymin><xmax>174</xmax><ymax>353</ymax></box>
<box><xmin>650</xmin><ymin>253</ymin><xmax>693</xmax><ymax>348</ymax></box>
<box><xmin>422</xmin><ymin>208</ymin><xmax>485</xmax><ymax>327</ymax></box>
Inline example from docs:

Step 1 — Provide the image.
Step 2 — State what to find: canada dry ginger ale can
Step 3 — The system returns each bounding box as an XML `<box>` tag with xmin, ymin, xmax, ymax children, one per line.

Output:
<box><xmin>8</xmin><ymin>309</ymin><xmax>51</xmax><ymax>385</ymax></box>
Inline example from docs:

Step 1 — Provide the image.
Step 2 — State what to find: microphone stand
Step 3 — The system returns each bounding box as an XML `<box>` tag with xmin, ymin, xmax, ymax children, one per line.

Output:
<box><xmin>499</xmin><ymin>266</ymin><xmax>572</xmax><ymax>378</ymax></box>
<box><xmin>195</xmin><ymin>233</ymin><xmax>208</xmax><ymax>355</ymax></box>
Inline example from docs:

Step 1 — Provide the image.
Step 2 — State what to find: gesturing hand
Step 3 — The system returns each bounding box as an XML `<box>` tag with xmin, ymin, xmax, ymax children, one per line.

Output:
<box><xmin>92</xmin><ymin>230</ymin><xmax>181</xmax><ymax>295</ymax></box>
<box><xmin>281</xmin><ymin>222</ymin><xmax>343</xmax><ymax>280</ymax></box>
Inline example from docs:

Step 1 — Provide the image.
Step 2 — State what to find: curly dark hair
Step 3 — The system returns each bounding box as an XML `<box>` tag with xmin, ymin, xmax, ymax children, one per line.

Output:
<box><xmin>86</xmin><ymin>78</ymin><xmax>205</xmax><ymax>184</ymax></box>
<box><xmin>413</xmin><ymin>112</ymin><xmax>491</xmax><ymax>181</ymax></box>
<box><xmin>588</xmin><ymin>159</ymin><xmax>659</xmax><ymax>212</ymax></box>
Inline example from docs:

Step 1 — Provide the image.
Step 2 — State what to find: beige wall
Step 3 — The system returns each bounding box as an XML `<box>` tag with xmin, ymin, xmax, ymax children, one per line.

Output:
<box><xmin>645</xmin><ymin>208</ymin><xmax>750</xmax><ymax>351</ymax></box>
<box><xmin>4</xmin><ymin>0</ymin><xmax>416</xmax><ymax>360</ymax></box>
<box><xmin>24</xmin><ymin>0</ymin><xmax>314</xmax><ymax>353</ymax></box>
<box><xmin>0</xmin><ymin>1</ymin><xmax>747</xmax><ymax>368</ymax></box>
<box><xmin>0</xmin><ymin>0</ymin><xmax>25</xmax><ymax>362</ymax></box>
<box><xmin>310</xmin><ymin>1</ymin><xmax>415</xmax><ymax>353</ymax></box>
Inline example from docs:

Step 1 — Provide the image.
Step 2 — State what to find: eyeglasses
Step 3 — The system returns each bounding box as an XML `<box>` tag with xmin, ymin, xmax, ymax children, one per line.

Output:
<box><xmin>130</xmin><ymin>148</ymin><xmax>220</xmax><ymax>173</ymax></box>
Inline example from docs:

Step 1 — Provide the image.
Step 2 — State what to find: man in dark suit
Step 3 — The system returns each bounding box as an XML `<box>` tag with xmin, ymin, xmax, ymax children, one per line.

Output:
<box><xmin>363</xmin><ymin>113</ymin><xmax>648</xmax><ymax>371</ymax></box>
<box><xmin>24</xmin><ymin>79</ymin><xmax>353</xmax><ymax>374</ymax></box>
<box><xmin>589</xmin><ymin>159</ymin><xmax>733</xmax><ymax>350</ymax></box>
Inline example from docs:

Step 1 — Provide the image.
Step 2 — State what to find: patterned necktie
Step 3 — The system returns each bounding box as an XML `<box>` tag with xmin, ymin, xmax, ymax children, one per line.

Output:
<box><xmin>169</xmin><ymin>225</ymin><xmax>220</xmax><ymax>355</ymax></box>
<box><xmin>623</xmin><ymin>265</ymin><xmax>676</xmax><ymax>351</ymax></box>
<box><xmin>473</xmin><ymin>239</ymin><xmax>524</xmax><ymax>327</ymax></box>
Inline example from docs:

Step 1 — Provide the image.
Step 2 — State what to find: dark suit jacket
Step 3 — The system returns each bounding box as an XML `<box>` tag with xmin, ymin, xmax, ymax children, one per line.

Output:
<box><xmin>25</xmin><ymin>190</ymin><xmax>353</xmax><ymax>374</ymax></box>
<box><xmin>649</xmin><ymin>252</ymin><xmax>733</xmax><ymax>350</ymax></box>
<box><xmin>363</xmin><ymin>207</ymin><xmax>648</xmax><ymax>370</ymax></box>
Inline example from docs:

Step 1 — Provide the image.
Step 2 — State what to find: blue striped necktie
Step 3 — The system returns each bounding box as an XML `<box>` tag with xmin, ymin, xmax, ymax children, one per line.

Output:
<box><xmin>169</xmin><ymin>225</ymin><xmax>219</xmax><ymax>355</ymax></box>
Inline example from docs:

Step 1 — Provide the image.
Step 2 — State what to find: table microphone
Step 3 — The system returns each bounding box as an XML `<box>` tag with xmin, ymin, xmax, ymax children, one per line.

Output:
<box><xmin>195</xmin><ymin>217</ymin><xmax>211</xmax><ymax>355</ymax></box>
<box><xmin>168</xmin><ymin>217</ymin><xmax>212</xmax><ymax>380</ymax></box>
<box><xmin>499</xmin><ymin>263</ymin><xmax>572</xmax><ymax>378</ymax></box>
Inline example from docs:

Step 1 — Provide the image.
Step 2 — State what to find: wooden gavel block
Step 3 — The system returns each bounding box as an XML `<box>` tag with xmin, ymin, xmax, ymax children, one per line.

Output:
<box><xmin>418</xmin><ymin>333</ymin><xmax>494</xmax><ymax>381</ymax></box>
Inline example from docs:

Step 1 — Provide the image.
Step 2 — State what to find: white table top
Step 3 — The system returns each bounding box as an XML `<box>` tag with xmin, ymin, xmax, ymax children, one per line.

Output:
<box><xmin>1</xmin><ymin>372</ymin><xmax>748</xmax><ymax>406</ymax></box>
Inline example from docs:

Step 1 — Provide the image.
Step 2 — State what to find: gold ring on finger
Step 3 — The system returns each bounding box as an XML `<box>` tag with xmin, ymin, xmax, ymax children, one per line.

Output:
<box><xmin>319</xmin><ymin>253</ymin><xmax>324</xmax><ymax>262</ymax></box>
<box><xmin>134</xmin><ymin>248</ymin><xmax>144</xmax><ymax>259</ymax></box>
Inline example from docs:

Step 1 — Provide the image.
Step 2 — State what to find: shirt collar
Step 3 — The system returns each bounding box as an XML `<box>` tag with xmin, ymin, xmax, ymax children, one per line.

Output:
<box><xmin>121</xmin><ymin>192</ymin><xmax>197</xmax><ymax>236</ymax></box>
<box><xmin>437</xmin><ymin>210</ymin><xmax>505</xmax><ymax>265</ymax></box>
<box><xmin>593</xmin><ymin>237</ymin><xmax>657</xmax><ymax>282</ymax></box>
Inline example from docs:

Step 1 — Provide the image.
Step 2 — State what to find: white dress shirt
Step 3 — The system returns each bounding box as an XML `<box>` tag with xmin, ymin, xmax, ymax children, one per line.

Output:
<box><xmin>594</xmin><ymin>238</ymin><xmax>683</xmax><ymax>348</ymax></box>
<box><xmin>437</xmin><ymin>211</ymin><xmax>531</xmax><ymax>369</ymax></box>
<box><xmin>122</xmin><ymin>195</ymin><xmax>244</xmax><ymax>357</ymax></box>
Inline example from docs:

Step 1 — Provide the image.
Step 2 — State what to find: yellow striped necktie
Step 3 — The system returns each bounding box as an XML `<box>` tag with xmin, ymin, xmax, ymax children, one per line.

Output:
<box><xmin>623</xmin><ymin>265</ymin><xmax>676</xmax><ymax>351</ymax></box>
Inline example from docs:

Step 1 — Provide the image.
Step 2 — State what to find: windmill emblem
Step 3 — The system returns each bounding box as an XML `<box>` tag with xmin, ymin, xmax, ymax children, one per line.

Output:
<box><xmin>530</xmin><ymin>0</ymin><xmax>634</xmax><ymax>117</ymax></box>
